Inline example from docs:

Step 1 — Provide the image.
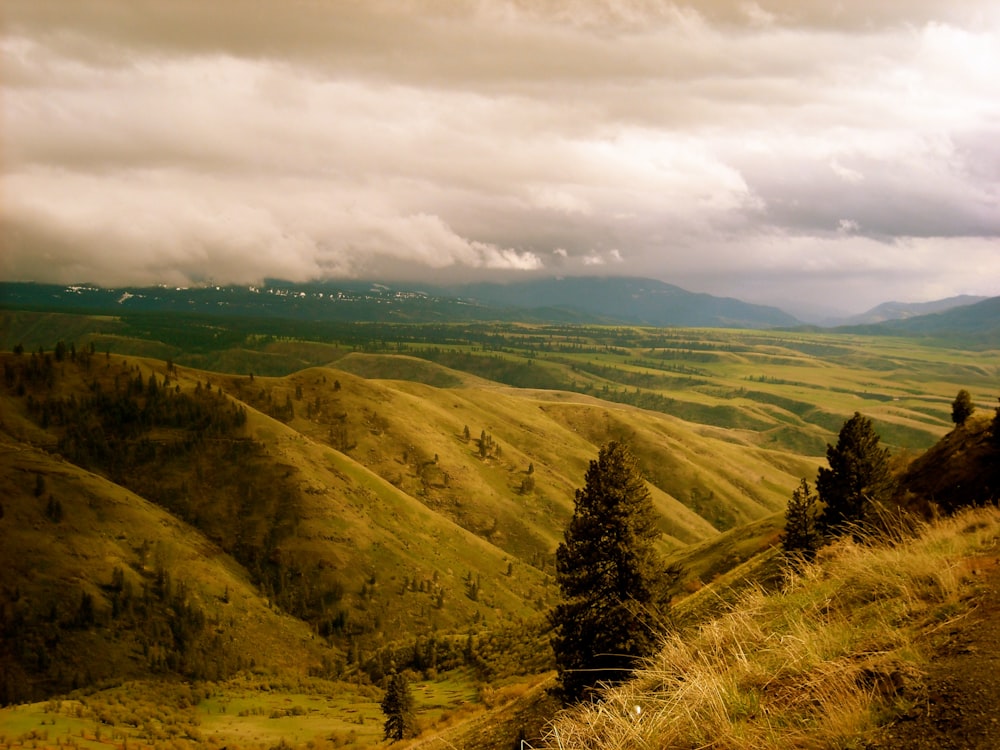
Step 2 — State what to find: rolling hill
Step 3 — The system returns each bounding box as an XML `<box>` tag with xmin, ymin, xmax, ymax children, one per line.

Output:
<box><xmin>1</xmin><ymin>311</ymin><xmax>997</xmax><ymax>747</ymax></box>
<box><xmin>0</xmin><ymin>343</ymin><xmax>820</xmax><ymax>705</ymax></box>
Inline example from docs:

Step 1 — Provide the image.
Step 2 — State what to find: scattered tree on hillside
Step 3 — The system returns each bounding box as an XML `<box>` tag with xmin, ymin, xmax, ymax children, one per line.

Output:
<box><xmin>816</xmin><ymin>412</ymin><xmax>895</xmax><ymax>538</ymax></box>
<box><xmin>551</xmin><ymin>440</ymin><xmax>665</xmax><ymax>703</ymax></box>
<box><xmin>380</xmin><ymin>669</ymin><xmax>416</xmax><ymax>741</ymax></box>
<box><xmin>952</xmin><ymin>389</ymin><xmax>975</xmax><ymax>426</ymax></box>
<box><xmin>781</xmin><ymin>478</ymin><xmax>821</xmax><ymax>563</ymax></box>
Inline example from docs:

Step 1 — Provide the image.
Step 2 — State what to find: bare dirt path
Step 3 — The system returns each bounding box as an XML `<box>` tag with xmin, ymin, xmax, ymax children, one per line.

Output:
<box><xmin>871</xmin><ymin>558</ymin><xmax>1000</xmax><ymax>750</ymax></box>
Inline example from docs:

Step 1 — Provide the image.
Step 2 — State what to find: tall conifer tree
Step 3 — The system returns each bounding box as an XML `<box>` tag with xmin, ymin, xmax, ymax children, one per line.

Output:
<box><xmin>551</xmin><ymin>441</ymin><xmax>664</xmax><ymax>702</ymax></box>
<box><xmin>816</xmin><ymin>412</ymin><xmax>895</xmax><ymax>537</ymax></box>
<box><xmin>380</xmin><ymin>669</ymin><xmax>415</xmax><ymax>741</ymax></box>
<box><xmin>781</xmin><ymin>478</ymin><xmax>821</xmax><ymax>562</ymax></box>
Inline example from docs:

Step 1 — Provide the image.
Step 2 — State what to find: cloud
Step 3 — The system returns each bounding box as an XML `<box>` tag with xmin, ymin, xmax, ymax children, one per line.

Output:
<box><xmin>2</xmin><ymin>0</ymin><xmax>1000</xmax><ymax>314</ymax></box>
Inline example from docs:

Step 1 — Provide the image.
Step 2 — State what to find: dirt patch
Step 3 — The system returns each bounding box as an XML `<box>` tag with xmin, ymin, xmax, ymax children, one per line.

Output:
<box><xmin>870</xmin><ymin>557</ymin><xmax>1000</xmax><ymax>750</ymax></box>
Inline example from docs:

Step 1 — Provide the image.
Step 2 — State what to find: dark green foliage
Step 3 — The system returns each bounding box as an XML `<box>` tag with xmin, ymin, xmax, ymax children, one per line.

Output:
<box><xmin>816</xmin><ymin>412</ymin><xmax>896</xmax><ymax>538</ymax></box>
<box><xmin>0</xmin><ymin>558</ymin><xmax>225</xmax><ymax>704</ymax></box>
<box><xmin>952</xmin><ymin>389</ymin><xmax>975</xmax><ymax>426</ymax></box>
<box><xmin>781</xmin><ymin>479</ymin><xmax>821</xmax><ymax>563</ymax></box>
<box><xmin>380</xmin><ymin>670</ymin><xmax>415</xmax><ymax>741</ymax></box>
<box><xmin>551</xmin><ymin>441</ymin><xmax>665</xmax><ymax>703</ymax></box>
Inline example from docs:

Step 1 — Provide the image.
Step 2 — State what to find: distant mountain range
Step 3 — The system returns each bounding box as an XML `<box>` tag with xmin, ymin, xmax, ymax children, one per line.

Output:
<box><xmin>1</xmin><ymin>278</ymin><xmax>996</xmax><ymax>339</ymax></box>
<box><xmin>0</xmin><ymin>277</ymin><xmax>799</xmax><ymax>329</ymax></box>
<box><xmin>836</xmin><ymin>295</ymin><xmax>989</xmax><ymax>326</ymax></box>
<box><xmin>441</xmin><ymin>277</ymin><xmax>800</xmax><ymax>328</ymax></box>
<box><xmin>847</xmin><ymin>295</ymin><xmax>1000</xmax><ymax>341</ymax></box>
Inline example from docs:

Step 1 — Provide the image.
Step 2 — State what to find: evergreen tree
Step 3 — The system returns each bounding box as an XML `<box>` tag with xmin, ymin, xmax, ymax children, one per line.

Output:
<box><xmin>551</xmin><ymin>441</ymin><xmax>665</xmax><ymax>703</ymax></box>
<box><xmin>816</xmin><ymin>412</ymin><xmax>895</xmax><ymax>538</ymax></box>
<box><xmin>951</xmin><ymin>389</ymin><xmax>975</xmax><ymax>426</ymax></box>
<box><xmin>781</xmin><ymin>479</ymin><xmax>821</xmax><ymax>563</ymax></box>
<box><xmin>380</xmin><ymin>669</ymin><xmax>415</xmax><ymax>741</ymax></box>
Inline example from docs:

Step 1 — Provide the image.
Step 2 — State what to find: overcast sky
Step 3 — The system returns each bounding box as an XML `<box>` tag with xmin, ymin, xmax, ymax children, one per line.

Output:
<box><xmin>3</xmin><ymin>1</ymin><xmax>999</xmax><ymax>317</ymax></box>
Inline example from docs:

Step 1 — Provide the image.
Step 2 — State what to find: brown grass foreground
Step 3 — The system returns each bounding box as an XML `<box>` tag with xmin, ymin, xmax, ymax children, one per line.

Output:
<box><xmin>539</xmin><ymin>507</ymin><xmax>1000</xmax><ymax>750</ymax></box>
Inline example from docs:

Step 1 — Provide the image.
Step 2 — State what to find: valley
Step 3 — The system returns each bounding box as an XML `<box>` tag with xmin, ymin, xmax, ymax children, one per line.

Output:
<box><xmin>0</xmin><ymin>309</ymin><xmax>998</xmax><ymax>748</ymax></box>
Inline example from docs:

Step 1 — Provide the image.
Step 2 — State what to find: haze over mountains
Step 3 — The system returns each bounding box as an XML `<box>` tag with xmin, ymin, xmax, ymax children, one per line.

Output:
<box><xmin>1</xmin><ymin>277</ymin><xmax>995</xmax><ymax>334</ymax></box>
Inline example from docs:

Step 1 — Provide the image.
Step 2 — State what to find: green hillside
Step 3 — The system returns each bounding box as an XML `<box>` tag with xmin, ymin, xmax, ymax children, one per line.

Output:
<box><xmin>1</xmin><ymin>317</ymin><xmax>998</xmax><ymax>747</ymax></box>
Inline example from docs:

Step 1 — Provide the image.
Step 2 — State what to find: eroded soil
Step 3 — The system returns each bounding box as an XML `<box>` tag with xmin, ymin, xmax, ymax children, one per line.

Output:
<box><xmin>871</xmin><ymin>557</ymin><xmax>1000</xmax><ymax>750</ymax></box>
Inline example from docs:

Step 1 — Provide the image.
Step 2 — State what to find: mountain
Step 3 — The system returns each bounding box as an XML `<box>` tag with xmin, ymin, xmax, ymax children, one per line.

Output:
<box><xmin>0</xmin><ymin>277</ymin><xmax>801</xmax><ymax>329</ymax></box>
<box><xmin>839</xmin><ymin>295</ymin><xmax>988</xmax><ymax>325</ymax></box>
<box><xmin>445</xmin><ymin>276</ymin><xmax>801</xmax><ymax>329</ymax></box>
<box><xmin>840</xmin><ymin>295</ymin><xmax>1000</xmax><ymax>347</ymax></box>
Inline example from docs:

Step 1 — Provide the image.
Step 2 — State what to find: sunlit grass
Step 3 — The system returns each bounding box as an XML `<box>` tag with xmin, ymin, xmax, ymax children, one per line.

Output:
<box><xmin>542</xmin><ymin>507</ymin><xmax>1000</xmax><ymax>749</ymax></box>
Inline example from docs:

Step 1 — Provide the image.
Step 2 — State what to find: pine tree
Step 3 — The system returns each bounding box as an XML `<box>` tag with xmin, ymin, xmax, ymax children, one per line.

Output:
<box><xmin>781</xmin><ymin>479</ymin><xmax>821</xmax><ymax>563</ymax></box>
<box><xmin>551</xmin><ymin>441</ymin><xmax>665</xmax><ymax>703</ymax></box>
<box><xmin>951</xmin><ymin>389</ymin><xmax>975</xmax><ymax>426</ymax></box>
<box><xmin>816</xmin><ymin>412</ymin><xmax>895</xmax><ymax>538</ymax></box>
<box><xmin>380</xmin><ymin>669</ymin><xmax>415</xmax><ymax>741</ymax></box>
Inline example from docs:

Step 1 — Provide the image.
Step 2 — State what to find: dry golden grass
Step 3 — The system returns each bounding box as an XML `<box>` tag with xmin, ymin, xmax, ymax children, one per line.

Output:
<box><xmin>541</xmin><ymin>507</ymin><xmax>1000</xmax><ymax>749</ymax></box>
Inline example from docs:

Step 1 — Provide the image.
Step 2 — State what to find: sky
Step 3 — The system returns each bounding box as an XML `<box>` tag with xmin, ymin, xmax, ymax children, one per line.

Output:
<box><xmin>2</xmin><ymin>0</ymin><xmax>1000</xmax><ymax>318</ymax></box>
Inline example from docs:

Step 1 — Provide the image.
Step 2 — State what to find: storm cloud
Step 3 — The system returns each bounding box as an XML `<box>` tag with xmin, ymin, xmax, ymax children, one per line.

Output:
<box><xmin>2</xmin><ymin>0</ymin><xmax>999</xmax><ymax>316</ymax></box>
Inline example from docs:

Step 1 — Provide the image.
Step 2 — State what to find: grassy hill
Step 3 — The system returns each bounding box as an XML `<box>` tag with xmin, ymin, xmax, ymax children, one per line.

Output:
<box><xmin>1</xmin><ymin>315</ymin><xmax>998</xmax><ymax>747</ymax></box>
<box><xmin>0</xmin><ymin>435</ymin><xmax>326</xmax><ymax>703</ymax></box>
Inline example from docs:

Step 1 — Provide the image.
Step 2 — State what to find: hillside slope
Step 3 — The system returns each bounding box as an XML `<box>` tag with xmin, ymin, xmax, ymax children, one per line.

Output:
<box><xmin>897</xmin><ymin>413</ymin><xmax>999</xmax><ymax>513</ymax></box>
<box><xmin>0</xmin><ymin>345</ymin><xmax>818</xmax><ymax>704</ymax></box>
<box><xmin>0</xmin><ymin>435</ymin><xmax>326</xmax><ymax>704</ymax></box>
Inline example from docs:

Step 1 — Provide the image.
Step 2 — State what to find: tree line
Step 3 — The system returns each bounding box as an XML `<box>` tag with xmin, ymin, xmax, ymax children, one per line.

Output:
<box><xmin>782</xmin><ymin>390</ymin><xmax>1000</xmax><ymax>562</ymax></box>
